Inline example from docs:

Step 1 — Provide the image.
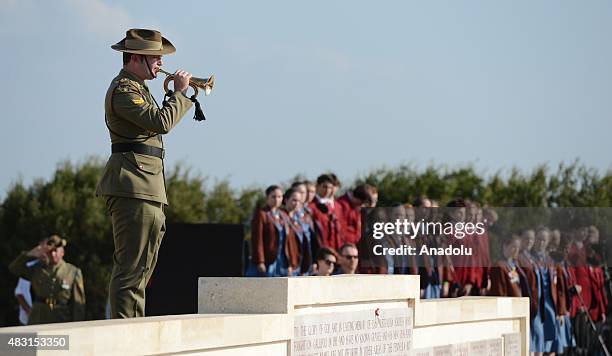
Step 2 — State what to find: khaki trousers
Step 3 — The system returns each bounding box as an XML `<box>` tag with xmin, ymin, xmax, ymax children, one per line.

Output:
<box><xmin>106</xmin><ymin>196</ymin><xmax>165</xmax><ymax>318</ymax></box>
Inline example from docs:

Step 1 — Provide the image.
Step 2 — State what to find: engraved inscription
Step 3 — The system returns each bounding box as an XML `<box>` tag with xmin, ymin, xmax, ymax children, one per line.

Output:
<box><xmin>292</xmin><ymin>307</ymin><xmax>412</xmax><ymax>356</ymax></box>
<box><xmin>503</xmin><ymin>333</ymin><xmax>521</xmax><ymax>356</ymax></box>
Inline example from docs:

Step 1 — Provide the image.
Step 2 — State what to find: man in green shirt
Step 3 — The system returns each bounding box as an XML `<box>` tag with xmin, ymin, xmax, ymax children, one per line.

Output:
<box><xmin>96</xmin><ymin>29</ymin><xmax>193</xmax><ymax>318</ymax></box>
<box><xmin>9</xmin><ymin>235</ymin><xmax>85</xmax><ymax>324</ymax></box>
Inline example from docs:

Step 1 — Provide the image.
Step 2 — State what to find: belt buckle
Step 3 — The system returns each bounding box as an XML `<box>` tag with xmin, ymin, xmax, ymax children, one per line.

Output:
<box><xmin>160</xmin><ymin>148</ymin><xmax>165</xmax><ymax>159</ymax></box>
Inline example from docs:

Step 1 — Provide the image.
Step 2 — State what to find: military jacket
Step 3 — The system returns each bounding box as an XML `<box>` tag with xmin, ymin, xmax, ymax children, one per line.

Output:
<box><xmin>9</xmin><ymin>252</ymin><xmax>86</xmax><ymax>324</ymax></box>
<box><xmin>96</xmin><ymin>69</ymin><xmax>193</xmax><ymax>205</ymax></box>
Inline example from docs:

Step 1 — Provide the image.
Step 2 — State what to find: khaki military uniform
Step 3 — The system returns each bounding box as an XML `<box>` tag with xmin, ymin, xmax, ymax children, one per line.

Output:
<box><xmin>9</xmin><ymin>253</ymin><xmax>85</xmax><ymax>324</ymax></box>
<box><xmin>96</xmin><ymin>69</ymin><xmax>192</xmax><ymax>318</ymax></box>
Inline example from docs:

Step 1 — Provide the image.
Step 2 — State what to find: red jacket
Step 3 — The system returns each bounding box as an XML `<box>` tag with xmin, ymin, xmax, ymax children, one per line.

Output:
<box><xmin>518</xmin><ymin>251</ymin><xmax>540</xmax><ymax>319</ymax></box>
<box><xmin>250</xmin><ymin>207</ymin><xmax>300</xmax><ymax>269</ymax></box>
<box><xmin>335</xmin><ymin>194</ymin><xmax>362</xmax><ymax>245</ymax></box>
<box><xmin>556</xmin><ymin>264</ymin><xmax>569</xmax><ymax>317</ymax></box>
<box><xmin>568</xmin><ymin>243</ymin><xmax>593</xmax><ymax>317</ymax></box>
<box><xmin>589</xmin><ymin>266</ymin><xmax>608</xmax><ymax>322</ymax></box>
<box><xmin>309</xmin><ymin>198</ymin><xmax>344</xmax><ymax>251</ymax></box>
<box><xmin>284</xmin><ymin>209</ymin><xmax>316</xmax><ymax>274</ymax></box>
<box><xmin>489</xmin><ymin>259</ymin><xmax>524</xmax><ymax>298</ymax></box>
<box><xmin>450</xmin><ymin>232</ymin><xmax>484</xmax><ymax>290</ymax></box>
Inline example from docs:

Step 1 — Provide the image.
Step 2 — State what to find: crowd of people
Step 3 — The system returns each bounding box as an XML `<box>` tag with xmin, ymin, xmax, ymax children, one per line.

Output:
<box><xmin>491</xmin><ymin>226</ymin><xmax>609</xmax><ymax>356</ymax></box>
<box><xmin>247</xmin><ymin>173</ymin><xmax>611</xmax><ymax>356</ymax></box>
<box><xmin>246</xmin><ymin>173</ymin><xmax>376</xmax><ymax>277</ymax></box>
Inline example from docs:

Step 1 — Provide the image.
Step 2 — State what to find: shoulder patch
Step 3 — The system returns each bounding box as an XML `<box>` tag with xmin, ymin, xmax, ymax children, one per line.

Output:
<box><xmin>131</xmin><ymin>97</ymin><xmax>145</xmax><ymax>105</ymax></box>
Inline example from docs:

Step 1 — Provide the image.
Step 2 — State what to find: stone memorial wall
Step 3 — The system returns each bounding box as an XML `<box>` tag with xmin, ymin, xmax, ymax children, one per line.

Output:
<box><xmin>0</xmin><ymin>275</ymin><xmax>530</xmax><ymax>355</ymax></box>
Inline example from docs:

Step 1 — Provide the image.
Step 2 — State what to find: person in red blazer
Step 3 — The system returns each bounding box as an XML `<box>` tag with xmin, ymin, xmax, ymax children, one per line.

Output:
<box><xmin>309</xmin><ymin>174</ymin><xmax>344</xmax><ymax>251</ymax></box>
<box><xmin>517</xmin><ymin>228</ymin><xmax>539</xmax><ymax>321</ymax></box>
<box><xmin>335</xmin><ymin>184</ymin><xmax>372</xmax><ymax>245</ymax></box>
<box><xmin>489</xmin><ymin>235</ymin><xmax>527</xmax><ymax>298</ymax></box>
<box><xmin>462</xmin><ymin>202</ymin><xmax>489</xmax><ymax>296</ymax></box>
<box><xmin>587</xmin><ymin>246</ymin><xmax>608</xmax><ymax>323</ymax></box>
<box><xmin>568</xmin><ymin>229</ymin><xmax>592</xmax><ymax>317</ymax></box>
<box><xmin>247</xmin><ymin>185</ymin><xmax>299</xmax><ymax>277</ymax></box>
<box><xmin>445</xmin><ymin>199</ymin><xmax>481</xmax><ymax>297</ymax></box>
<box><xmin>283</xmin><ymin>187</ymin><xmax>315</xmax><ymax>275</ymax></box>
<box><xmin>550</xmin><ymin>239</ymin><xmax>575</xmax><ymax>354</ymax></box>
<box><xmin>586</xmin><ymin>225</ymin><xmax>608</xmax><ymax>323</ymax></box>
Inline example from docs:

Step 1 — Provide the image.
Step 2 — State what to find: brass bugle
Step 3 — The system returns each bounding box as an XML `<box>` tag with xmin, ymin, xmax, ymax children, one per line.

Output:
<box><xmin>158</xmin><ymin>68</ymin><xmax>215</xmax><ymax>97</ymax></box>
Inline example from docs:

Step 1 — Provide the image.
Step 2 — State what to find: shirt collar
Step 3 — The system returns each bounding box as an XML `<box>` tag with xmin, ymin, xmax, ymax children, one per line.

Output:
<box><xmin>120</xmin><ymin>68</ymin><xmax>146</xmax><ymax>86</ymax></box>
<box><xmin>316</xmin><ymin>195</ymin><xmax>332</xmax><ymax>206</ymax></box>
<box><xmin>47</xmin><ymin>259</ymin><xmax>65</xmax><ymax>271</ymax></box>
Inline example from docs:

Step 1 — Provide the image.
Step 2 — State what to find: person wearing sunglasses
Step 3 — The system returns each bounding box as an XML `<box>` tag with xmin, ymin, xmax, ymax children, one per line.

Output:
<box><xmin>337</xmin><ymin>243</ymin><xmax>359</xmax><ymax>275</ymax></box>
<box><xmin>312</xmin><ymin>247</ymin><xmax>338</xmax><ymax>276</ymax></box>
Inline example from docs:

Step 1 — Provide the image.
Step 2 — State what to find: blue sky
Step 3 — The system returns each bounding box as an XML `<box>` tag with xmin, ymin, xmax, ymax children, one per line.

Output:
<box><xmin>1</xmin><ymin>0</ymin><xmax>611</xmax><ymax>197</ymax></box>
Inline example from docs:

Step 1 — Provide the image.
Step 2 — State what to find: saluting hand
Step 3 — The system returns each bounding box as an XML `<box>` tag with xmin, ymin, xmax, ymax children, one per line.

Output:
<box><xmin>173</xmin><ymin>70</ymin><xmax>192</xmax><ymax>94</ymax></box>
<box><xmin>26</xmin><ymin>241</ymin><xmax>50</xmax><ymax>264</ymax></box>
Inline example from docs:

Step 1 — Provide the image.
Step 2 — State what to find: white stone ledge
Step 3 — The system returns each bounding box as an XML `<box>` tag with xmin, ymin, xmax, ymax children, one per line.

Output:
<box><xmin>414</xmin><ymin>296</ymin><xmax>529</xmax><ymax>326</ymax></box>
<box><xmin>0</xmin><ymin>313</ymin><xmax>291</xmax><ymax>356</ymax></box>
<box><xmin>0</xmin><ymin>276</ymin><xmax>531</xmax><ymax>355</ymax></box>
<box><xmin>198</xmin><ymin>275</ymin><xmax>421</xmax><ymax>314</ymax></box>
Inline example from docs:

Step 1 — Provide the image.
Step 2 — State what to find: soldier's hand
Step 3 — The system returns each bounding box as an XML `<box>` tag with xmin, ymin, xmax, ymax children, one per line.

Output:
<box><xmin>26</xmin><ymin>242</ymin><xmax>48</xmax><ymax>259</ymax></box>
<box><xmin>173</xmin><ymin>70</ymin><xmax>192</xmax><ymax>94</ymax></box>
<box><xmin>27</xmin><ymin>240</ymin><xmax>51</xmax><ymax>264</ymax></box>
